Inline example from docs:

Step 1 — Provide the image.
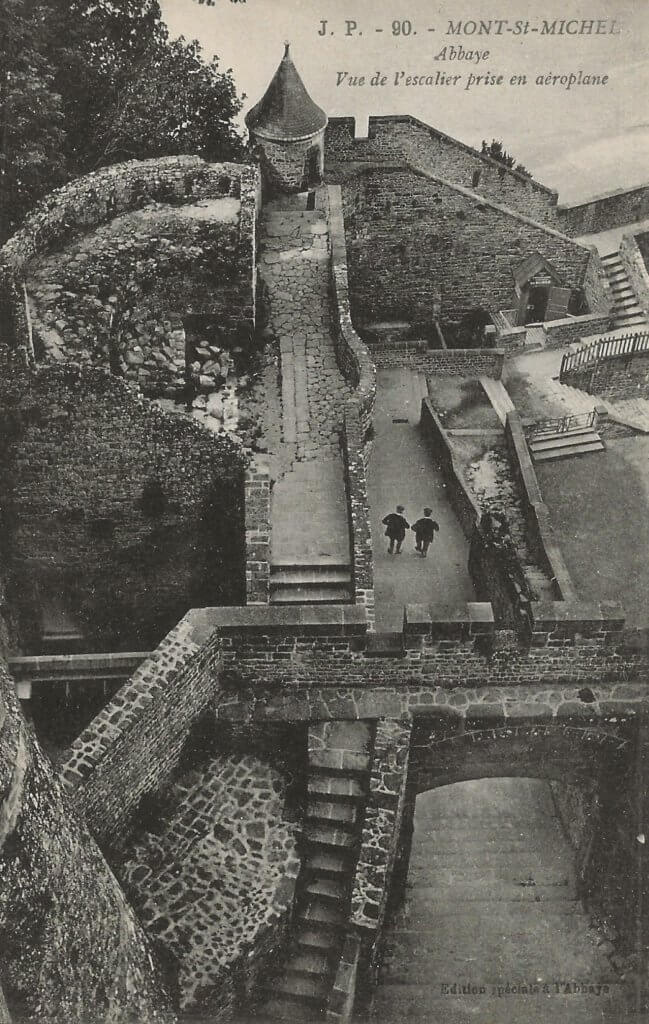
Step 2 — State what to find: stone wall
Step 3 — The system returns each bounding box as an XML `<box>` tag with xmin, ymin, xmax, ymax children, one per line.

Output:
<box><xmin>543</xmin><ymin>312</ymin><xmax>612</xmax><ymax>349</ymax></box>
<box><xmin>561</xmin><ymin>348</ymin><xmax>649</xmax><ymax>401</ymax></box>
<box><xmin>621</xmin><ymin>232</ymin><xmax>649</xmax><ymax>320</ymax></box>
<box><xmin>559</xmin><ymin>184</ymin><xmax>649</xmax><ymax>236</ymax></box>
<box><xmin>420</xmin><ymin>398</ymin><xmax>481</xmax><ymax>539</ymax></box>
<box><xmin>326</xmin><ymin>116</ymin><xmax>559</xmax><ymax>224</ymax></box>
<box><xmin>26</xmin><ymin>199</ymin><xmax>254</xmax><ymax>396</ymax></box>
<box><xmin>0</xmin><ymin>362</ymin><xmax>246</xmax><ymax>651</ymax></box>
<box><xmin>340</xmin><ymin>165</ymin><xmax>592</xmax><ymax>325</ymax></box>
<box><xmin>375</xmin><ymin>346</ymin><xmax>504</xmax><ymax>377</ymax></box>
<box><xmin>253</xmin><ymin>131</ymin><xmax>325</xmax><ymax>196</ymax></box>
<box><xmin>0</xmin><ymin>663</ymin><xmax>174</xmax><ymax>1023</ymax></box>
<box><xmin>116</xmin><ymin>753</ymin><xmax>299</xmax><ymax>1016</ymax></box>
<box><xmin>245</xmin><ymin>459</ymin><xmax>271</xmax><ymax>604</ymax></box>
<box><xmin>0</xmin><ymin>157</ymin><xmax>258</xmax><ymax>362</ymax></box>
<box><xmin>326</xmin><ymin>185</ymin><xmax>376</xmax><ymax>618</ymax></box>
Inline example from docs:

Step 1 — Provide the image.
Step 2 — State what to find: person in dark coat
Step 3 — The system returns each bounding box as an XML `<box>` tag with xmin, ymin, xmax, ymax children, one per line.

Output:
<box><xmin>412</xmin><ymin>507</ymin><xmax>439</xmax><ymax>557</ymax></box>
<box><xmin>382</xmin><ymin>504</ymin><xmax>410</xmax><ymax>554</ymax></box>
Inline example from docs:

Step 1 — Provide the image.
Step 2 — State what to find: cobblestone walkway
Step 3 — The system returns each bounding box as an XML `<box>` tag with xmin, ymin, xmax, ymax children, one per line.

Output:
<box><xmin>258</xmin><ymin>198</ymin><xmax>352</xmax><ymax>570</ymax></box>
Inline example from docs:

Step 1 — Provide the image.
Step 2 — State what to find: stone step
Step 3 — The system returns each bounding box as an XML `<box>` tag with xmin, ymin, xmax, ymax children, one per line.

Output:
<box><xmin>273</xmin><ymin>971</ymin><xmax>329</xmax><ymax>1003</ymax></box>
<box><xmin>304</xmin><ymin>849</ymin><xmax>351</xmax><ymax>877</ymax></box>
<box><xmin>307</xmin><ymin>798</ymin><xmax>358</xmax><ymax>825</ymax></box>
<box><xmin>297</xmin><ymin>899</ymin><xmax>347</xmax><ymax>929</ymax></box>
<box><xmin>528</xmin><ymin>430</ymin><xmax>603</xmax><ymax>454</ymax></box>
<box><xmin>363</xmin><ymin>631</ymin><xmax>405</xmax><ymax>658</ymax></box>
<box><xmin>269</xmin><ymin>585</ymin><xmax>352</xmax><ymax>604</ymax></box>
<box><xmin>303</xmin><ymin>877</ymin><xmax>348</xmax><ymax>902</ymax></box>
<box><xmin>527</xmin><ymin>423</ymin><xmax>596</xmax><ymax>444</ymax></box>
<box><xmin>302</xmin><ymin>822</ymin><xmax>357</xmax><ymax>850</ymax></box>
<box><xmin>309</xmin><ymin>748</ymin><xmax>372</xmax><ymax>772</ymax></box>
<box><xmin>289</xmin><ymin>949</ymin><xmax>335</xmax><ymax>978</ymax></box>
<box><xmin>270</xmin><ymin>566</ymin><xmax>352</xmax><ymax>585</ymax></box>
<box><xmin>308</xmin><ymin>775</ymin><xmax>366</xmax><ymax>800</ymax></box>
<box><xmin>295</xmin><ymin>925</ymin><xmax>340</xmax><ymax>951</ymax></box>
<box><xmin>532</xmin><ymin>439</ymin><xmax>605</xmax><ymax>462</ymax></box>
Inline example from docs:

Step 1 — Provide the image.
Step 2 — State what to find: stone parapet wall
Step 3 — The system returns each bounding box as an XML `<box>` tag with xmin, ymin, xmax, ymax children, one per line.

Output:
<box><xmin>378</xmin><ymin>346</ymin><xmax>505</xmax><ymax>376</ymax></box>
<box><xmin>340</xmin><ymin>165</ymin><xmax>592</xmax><ymax>325</ymax></box>
<box><xmin>0</xmin><ymin>665</ymin><xmax>174</xmax><ymax>1023</ymax></box>
<box><xmin>245</xmin><ymin>459</ymin><xmax>271</xmax><ymax>604</ymax></box>
<box><xmin>420</xmin><ymin>398</ymin><xmax>481</xmax><ymax>539</ymax></box>
<box><xmin>505</xmin><ymin>411</ymin><xmax>576</xmax><ymax>601</ymax></box>
<box><xmin>326</xmin><ymin>116</ymin><xmax>559</xmax><ymax>224</ymax></box>
<box><xmin>559</xmin><ymin>184</ymin><xmax>649</xmax><ymax>236</ymax></box>
<box><xmin>342</xmin><ymin>409</ymin><xmax>375</xmax><ymax>625</ymax></box>
<box><xmin>543</xmin><ymin>311</ymin><xmax>612</xmax><ymax>349</ymax></box>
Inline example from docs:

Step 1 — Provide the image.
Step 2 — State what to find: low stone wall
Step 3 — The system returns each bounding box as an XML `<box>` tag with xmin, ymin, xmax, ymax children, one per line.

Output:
<box><xmin>117</xmin><ymin>754</ymin><xmax>300</xmax><ymax>1016</ymax></box>
<box><xmin>559</xmin><ymin>184</ymin><xmax>649</xmax><ymax>236</ymax></box>
<box><xmin>420</xmin><ymin>398</ymin><xmax>481</xmax><ymax>539</ymax></box>
<box><xmin>60</xmin><ymin>613</ymin><xmax>223</xmax><ymax>845</ymax></box>
<box><xmin>245</xmin><ymin>459</ymin><xmax>271</xmax><ymax>605</ymax></box>
<box><xmin>504</xmin><ymin>411</ymin><xmax>576</xmax><ymax>601</ymax></box>
<box><xmin>371</xmin><ymin>346</ymin><xmax>505</xmax><ymax>377</ymax></box>
<box><xmin>327</xmin><ymin>184</ymin><xmax>376</xmax><ymax>616</ymax></box>
<box><xmin>543</xmin><ymin>312</ymin><xmax>613</xmax><ymax>349</ymax></box>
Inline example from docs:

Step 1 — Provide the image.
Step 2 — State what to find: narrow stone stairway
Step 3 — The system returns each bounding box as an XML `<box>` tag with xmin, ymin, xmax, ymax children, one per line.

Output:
<box><xmin>527</xmin><ymin>424</ymin><xmax>605</xmax><ymax>463</ymax></box>
<box><xmin>257</xmin><ymin>722</ymin><xmax>373</xmax><ymax>1021</ymax></box>
<box><xmin>370</xmin><ymin>778</ymin><xmax>627</xmax><ymax>1024</ymax></box>
<box><xmin>258</xmin><ymin>194</ymin><xmax>354</xmax><ymax>605</ymax></box>
<box><xmin>601</xmin><ymin>251</ymin><xmax>649</xmax><ymax>330</ymax></box>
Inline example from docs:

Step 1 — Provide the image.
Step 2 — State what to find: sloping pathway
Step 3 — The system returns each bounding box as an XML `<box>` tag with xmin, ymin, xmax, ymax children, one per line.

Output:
<box><xmin>366</xmin><ymin>367</ymin><xmax>475</xmax><ymax>632</ymax></box>
<box><xmin>371</xmin><ymin>779</ymin><xmax>626</xmax><ymax>1023</ymax></box>
<box><xmin>258</xmin><ymin>198</ymin><xmax>353</xmax><ymax>597</ymax></box>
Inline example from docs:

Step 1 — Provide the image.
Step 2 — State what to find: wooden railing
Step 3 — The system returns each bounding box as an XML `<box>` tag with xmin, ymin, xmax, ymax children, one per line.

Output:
<box><xmin>560</xmin><ymin>329</ymin><xmax>649</xmax><ymax>378</ymax></box>
<box><xmin>526</xmin><ymin>409</ymin><xmax>597</xmax><ymax>439</ymax></box>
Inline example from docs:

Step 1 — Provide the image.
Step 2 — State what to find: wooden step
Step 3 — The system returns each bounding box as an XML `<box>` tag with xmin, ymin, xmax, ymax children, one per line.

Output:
<box><xmin>303</xmin><ymin>823</ymin><xmax>357</xmax><ymax>849</ymax></box>
<box><xmin>307</xmin><ymin>798</ymin><xmax>358</xmax><ymax>825</ymax></box>
<box><xmin>532</xmin><ymin>440</ymin><xmax>605</xmax><ymax>462</ymax></box>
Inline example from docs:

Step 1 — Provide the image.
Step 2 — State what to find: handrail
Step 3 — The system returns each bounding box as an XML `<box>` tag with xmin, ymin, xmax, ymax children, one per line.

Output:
<box><xmin>560</xmin><ymin>329</ymin><xmax>649</xmax><ymax>378</ymax></box>
<box><xmin>526</xmin><ymin>410</ymin><xmax>597</xmax><ymax>439</ymax></box>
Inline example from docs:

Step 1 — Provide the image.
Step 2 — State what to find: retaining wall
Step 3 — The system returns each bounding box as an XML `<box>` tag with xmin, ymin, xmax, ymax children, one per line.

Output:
<box><xmin>561</xmin><ymin>348</ymin><xmax>649</xmax><ymax>401</ymax></box>
<box><xmin>559</xmin><ymin>184</ymin><xmax>649</xmax><ymax>236</ymax></box>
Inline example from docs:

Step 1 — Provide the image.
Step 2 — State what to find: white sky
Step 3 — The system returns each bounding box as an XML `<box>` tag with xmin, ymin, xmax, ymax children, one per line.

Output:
<box><xmin>160</xmin><ymin>0</ymin><xmax>649</xmax><ymax>204</ymax></box>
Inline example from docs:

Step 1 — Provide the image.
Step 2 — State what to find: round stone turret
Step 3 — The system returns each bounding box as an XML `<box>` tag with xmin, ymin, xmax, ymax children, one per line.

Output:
<box><xmin>246</xmin><ymin>43</ymin><xmax>327</xmax><ymax>195</ymax></box>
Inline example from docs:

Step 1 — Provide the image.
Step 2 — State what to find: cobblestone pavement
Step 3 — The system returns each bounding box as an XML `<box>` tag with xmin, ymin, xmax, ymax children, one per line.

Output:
<box><xmin>258</xmin><ymin>198</ymin><xmax>352</xmax><ymax>566</ymax></box>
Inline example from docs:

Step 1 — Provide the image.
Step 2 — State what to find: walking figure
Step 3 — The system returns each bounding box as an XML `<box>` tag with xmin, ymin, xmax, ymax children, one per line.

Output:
<box><xmin>382</xmin><ymin>505</ymin><xmax>410</xmax><ymax>555</ymax></box>
<box><xmin>412</xmin><ymin>507</ymin><xmax>439</xmax><ymax>557</ymax></box>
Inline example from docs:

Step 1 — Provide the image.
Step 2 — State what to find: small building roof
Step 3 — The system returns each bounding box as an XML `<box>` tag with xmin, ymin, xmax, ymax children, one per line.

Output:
<box><xmin>245</xmin><ymin>43</ymin><xmax>327</xmax><ymax>142</ymax></box>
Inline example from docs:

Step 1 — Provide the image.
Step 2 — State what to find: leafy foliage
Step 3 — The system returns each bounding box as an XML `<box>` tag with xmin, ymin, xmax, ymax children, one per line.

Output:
<box><xmin>481</xmin><ymin>138</ymin><xmax>531</xmax><ymax>178</ymax></box>
<box><xmin>0</xmin><ymin>0</ymin><xmax>244</xmax><ymax>239</ymax></box>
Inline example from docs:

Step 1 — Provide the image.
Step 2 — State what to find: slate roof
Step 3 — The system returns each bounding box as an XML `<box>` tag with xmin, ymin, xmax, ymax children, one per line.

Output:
<box><xmin>245</xmin><ymin>44</ymin><xmax>327</xmax><ymax>141</ymax></box>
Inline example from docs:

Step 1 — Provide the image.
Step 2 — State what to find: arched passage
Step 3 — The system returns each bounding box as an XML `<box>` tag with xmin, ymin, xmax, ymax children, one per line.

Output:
<box><xmin>370</xmin><ymin>776</ymin><xmax>628</xmax><ymax>1023</ymax></box>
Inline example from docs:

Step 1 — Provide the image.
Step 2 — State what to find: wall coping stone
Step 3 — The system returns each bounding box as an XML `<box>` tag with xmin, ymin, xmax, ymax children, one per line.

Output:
<box><xmin>188</xmin><ymin>604</ymin><xmax>368</xmax><ymax>635</ymax></box>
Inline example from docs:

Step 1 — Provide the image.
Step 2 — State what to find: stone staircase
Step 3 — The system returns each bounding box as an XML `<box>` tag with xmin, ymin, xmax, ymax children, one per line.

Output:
<box><xmin>527</xmin><ymin>423</ymin><xmax>605</xmax><ymax>463</ymax></box>
<box><xmin>601</xmin><ymin>251</ymin><xmax>649</xmax><ymax>330</ymax></box>
<box><xmin>270</xmin><ymin>563</ymin><xmax>353</xmax><ymax>604</ymax></box>
<box><xmin>259</xmin><ymin>722</ymin><xmax>373</xmax><ymax>1021</ymax></box>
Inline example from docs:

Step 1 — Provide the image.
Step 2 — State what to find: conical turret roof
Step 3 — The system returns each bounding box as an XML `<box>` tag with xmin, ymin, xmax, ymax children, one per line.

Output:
<box><xmin>246</xmin><ymin>44</ymin><xmax>327</xmax><ymax>141</ymax></box>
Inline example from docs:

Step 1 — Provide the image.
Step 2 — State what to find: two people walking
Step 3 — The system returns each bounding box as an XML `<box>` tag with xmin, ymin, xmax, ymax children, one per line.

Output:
<box><xmin>382</xmin><ymin>505</ymin><xmax>439</xmax><ymax>557</ymax></box>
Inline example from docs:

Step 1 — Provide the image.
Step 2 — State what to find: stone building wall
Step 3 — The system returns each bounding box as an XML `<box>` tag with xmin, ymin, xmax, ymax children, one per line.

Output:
<box><xmin>116</xmin><ymin>754</ymin><xmax>300</xmax><ymax>1016</ymax></box>
<box><xmin>559</xmin><ymin>184</ymin><xmax>649</xmax><ymax>236</ymax></box>
<box><xmin>0</xmin><ymin>362</ymin><xmax>246</xmax><ymax>651</ymax></box>
<box><xmin>253</xmin><ymin>132</ymin><xmax>325</xmax><ymax>195</ymax></box>
<box><xmin>0</xmin><ymin>663</ymin><xmax>174</xmax><ymax>1023</ymax></box>
<box><xmin>326</xmin><ymin>116</ymin><xmax>560</xmax><ymax>224</ymax></box>
<box><xmin>340</xmin><ymin>166</ymin><xmax>593</xmax><ymax>326</ymax></box>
